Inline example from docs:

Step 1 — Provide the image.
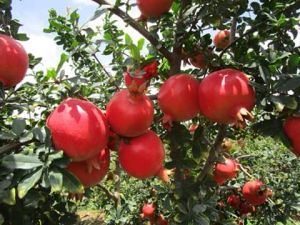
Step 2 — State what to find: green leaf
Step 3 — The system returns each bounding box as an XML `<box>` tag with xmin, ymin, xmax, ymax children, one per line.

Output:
<box><xmin>56</xmin><ymin>53</ymin><xmax>69</xmax><ymax>74</ymax></box>
<box><xmin>61</xmin><ymin>169</ymin><xmax>84</xmax><ymax>194</ymax></box>
<box><xmin>2</xmin><ymin>154</ymin><xmax>43</xmax><ymax>170</ymax></box>
<box><xmin>0</xmin><ymin>214</ymin><xmax>4</xmax><ymax>225</ymax></box>
<box><xmin>19</xmin><ymin>131</ymin><xmax>34</xmax><ymax>143</ymax></box>
<box><xmin>276</xmin><ymin>76</ymin><xmax>300</xmax><ymax>92</ymax></box>
<box><xmin>12</xmin><ymin>118</ymin><xmax>26</xmax><ymax>136</ymax></box>
<box><xmin>195</xmin><ymin>214</ymin><xmax>210</xmax><ymax>225</ymax></box>
<box><xmin>89</xmin><ymin>8</ymin><xmax>107</xmax><ymax>21</ymax></box>
<box><xmin>137</xmin><ymin>38</ymin><xmax>145</xmax><ymax>50</ymax></box>
<box><xmin>124</xmin><ymin>33</ymin><xmax>133</xmax><ymax>45</ymax></box>
<box><xmin>0</xmin><ymin>132</ymin><xmax>17</xmax><ymax>140</ymax></box>
<box><xmin>18</xmin><ymin>168</ymin><xmax>43</xmax><ymax>199</ymax></box>
<box><xmin>0</xmin><ymin>188</ymin><xmax>16</xmax><ymax>205</ymax></box>
<box><xmin>49</xmin><ymin>169</ymin><xmax>63</xmax><ymax>192</ymax></box>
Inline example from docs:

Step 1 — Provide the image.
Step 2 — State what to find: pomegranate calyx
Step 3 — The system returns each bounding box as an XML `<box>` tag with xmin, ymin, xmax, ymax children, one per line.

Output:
<box><xmin>68</xmin><ymin>193</ymin><xmax>84</xmax><ymax>201</ymax></box>
<box><xmin>162</xmin><ymin>114</ymin><xmax>173</xmax><ymax>130</ymax></box>
<box><xmin>86</xmin><ymin>157</ymin><xmax>102</xmax><ymax>173</ymax></box>
<box><xmin>156</xmin><ymin>167</ymin><xmax>175</xmax><ymax>183</ymax></box>
<box><xmin>235</xmin><ymin>107</ymin><xmax>254</xmax><ymax>129</ymax></box>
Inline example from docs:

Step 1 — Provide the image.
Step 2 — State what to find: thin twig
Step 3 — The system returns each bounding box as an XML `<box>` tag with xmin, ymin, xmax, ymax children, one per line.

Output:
<box><xmin>230</xmin><ymin>17</ymin><xmax>237</xmax><ymax>43</ymax></box>
<box><xmin>98</xmin><ymin>184</ymin><xmax>118</xmax><ymax>204</ymax></box>
<box><xmin>0</xmin><ymin>140</ymin><xmax>33</xmax><ymax>155</ymax></box>
<box><xmin>91</xmin><ymin>0</ymin><xmax>173</xmax><ymax>62</ymax></box>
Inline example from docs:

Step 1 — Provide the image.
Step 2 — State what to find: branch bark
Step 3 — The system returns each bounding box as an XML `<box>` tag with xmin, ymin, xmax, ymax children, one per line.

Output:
<box><xmin>98</xmin><ymin>184</ymin><xmax>119</xmax><ymax>206</ymax></box>
<box><xmin>91</xmin><ymin>0</ymin><xmax>173</xmax><ymax>62</ymax></box>
<box><xmin>0</xmin><ymin>140</ymin><xmax>33</xmax><ymax>155</ymax></box>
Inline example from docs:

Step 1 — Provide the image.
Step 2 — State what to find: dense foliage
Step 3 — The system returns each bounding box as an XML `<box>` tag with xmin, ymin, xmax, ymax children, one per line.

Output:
<box><xmin>0</xmin><ymin>0</ymin><xmax>299</xmax><ymax>224</ymax></box>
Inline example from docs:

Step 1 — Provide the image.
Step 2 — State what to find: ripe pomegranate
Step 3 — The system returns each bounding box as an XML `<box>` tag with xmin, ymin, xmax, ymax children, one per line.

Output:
<box><xmin>119</xmin><ymin>130</ymin><xmax>166</xmax><ymax>180</ymax></box>
<box><xmin>214</xmin><ymin>158</ymin><xmax>239</xmax><ymax>181</ymax></box>
<box><xmin>213</xmin><ymin>30</ymin><xmax>231</xmax><ymax>49</ymax></box>
<box><xmin>198</xmin><ymin>68</ymin><xmax>256</xmax><ymax>128</ymax></box>
<box><xmin>283</xmin><ymin>116</ymin><xmax>300</xmax><ymax>156</ymax></box>
<box><xmin>157</xmin><ymin>214</ymin><xmax>169</xmax><ymax>225</ymax></box>
<box><xmin>239</xmin><ymin>202</ymin><xmax>256</xmax><ymax>215</ymax></box>
<box><xmin>106</xmin><ymin>89</ymin><xmax>154</xmax><ymax>137</ymax></box>
<box><xmin>47</xmin><ymin>98</ymin><xmax>108</xmax><ymax>161</ymax></box>
<box><xmin>137</xmin><ymin>0</ymin><xmax>173</xmax><ymax>19</ymax></box>
<box><xmin>0</xmin><ymin>34</ymin><xmax>28</xmax><ymax>88</ymax></box>
<box><xmin>213</xmin><ymin>173</ymin><xmax>227</xmax><ymax>185</ymax></box>
<box><xmin>242</xmin><ymin>180</ymin><xmax>270</xmax><ymax>206</ymax></box>
<box><xmin>158</xmin><ymin>74</ymin><xmax>200</xmax><ymax>124</ymax></box>
<box><xmin>188</xmin><ymin>53</ymin><xmax>206</xmax><ymax>69</ymax></box>
<box><xmin>227</xmin><ymin>194</ymin><xmax>241</xmax><ymax>209</ymax></box>
<box><xmin>66</xmin><ymin>148</ymin><xmax>110</xmax><ymax>188</ymax></box>
<box><xmin>141</xmin><ymin>203</ymin><xmax>156</xmax><ymax>218</ymax></box>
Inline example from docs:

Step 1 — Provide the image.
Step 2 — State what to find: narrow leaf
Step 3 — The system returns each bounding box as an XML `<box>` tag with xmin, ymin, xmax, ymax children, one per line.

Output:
<box><xmin>2</xmin><ymin>154</ymin><xmax>43</xmax><ymax>170</ymax></box>
<box><xmin>18</xmin><ymin>168</ymin><xmax>43</xmax><ymax>199</ymax></box>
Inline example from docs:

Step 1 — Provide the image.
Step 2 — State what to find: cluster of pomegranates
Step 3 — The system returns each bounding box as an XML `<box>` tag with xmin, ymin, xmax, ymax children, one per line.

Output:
<box><xmin>141</xmin><ymin>203</ymin><xmax>168</xmax><ymax>225</ymax></box>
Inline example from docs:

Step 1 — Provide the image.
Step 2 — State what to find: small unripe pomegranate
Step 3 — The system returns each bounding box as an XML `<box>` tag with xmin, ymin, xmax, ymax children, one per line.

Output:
<box><xmin>66</xmin><ymin>148</ymin><xmax>110</xmax><ymax>188</ymax></box>
<box><xmin>213</xmin><ymin>30</ymin><xmax>231</xmax><ymax>49</ymax></box>
<box><xmin>158</xmin><ymin>74</ymin><xmax>200</xmax><ymax>125</ymax></box>
<box><xmin>47</xmin><ymin>98</ymin><xmax>108</xmax><ymax>161</ymax></box>
<box><xmin>227</xmin><ymin>194</ymin><xmax>241</xmax><ymax>209</ymax></box>
<box><xmin>141</xmin><ymin>203</ymin><xmax>156</xmax><ymax>218</ymax></box>
<box><xmin>137</xmin><ymin>0</ymin><xmax>173</xmax><ymax>19</ymax></box>
<box><xmin>283</xmin><ymin>116</ymin><xmax>300</xmax><ymax>156</ymax></box>
<box><xmin>188</xmin><ymin>53</ymin><xmax>206</xmax><ymax>69</ymax></box>
<box><xmin>0</xmin><ymin>34</ymin><xmax>28</xmax><ymax>88</ymax></box>
<box><xmin>198</xmin><ymin>68</ymin><xmax>256</xmax><ymax>128</ymax></box>
<box><xmin>106</xmin><ymin>89</ymin><xmax>154</xmax><ymax>137</ymax></box>
<box><xmin>119</xmin><ymin>130</ymin><xmax>166</xmax><ymax>180</ymax></box>
<box><xmin>242</xmin><ymin>180</ymin><xmax>270</xmax><ymax>206</ymax></box>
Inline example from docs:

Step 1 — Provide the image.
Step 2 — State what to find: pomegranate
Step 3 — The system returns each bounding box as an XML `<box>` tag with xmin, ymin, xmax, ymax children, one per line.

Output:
<box><xmin>214</xmin><ymin>158</ymin><xmax>239</xmax><ymax>181</ymax></box>
<box><xmin>227</xmin><ymin>194</ymin><xmax>241</xmax><ymax>209</ymax></box>
<box><xmin>283</xmin><ymin>116</ymin><xmax>300</xmax><ymax>156</ymax></box>
<box><xmin>198</xmin><ymin>68</ymin><xmax>256</xmax><ymax>128</ymax></box>
<box><xmin>66</xmin><ymin>148</ymin><xmax>110</xmax><ymax>188</ymax></box>
<box><xmin>141</xmin><ymin>203</ymin><xmax>156</xmax><ymax>218</ymax></box>
<box><xmin>157</xmin><ymin>214</ymin><xmax>169</xmax><ymax>225</ymax></box>
<box><xmin>188</xmin><ymin>53</ymin><xmax>206</xmax><ymax>69</ymax></box>
<box><xmin>213</xmin><ymin>173</ymin><xmax>226</xmax><ymax>185</ymax></box>
<box><xmin>213</xmin><ymin>30</ymin><xmax>231</xmax><ymax>49</ymax></box>
<box><xmin>242</xmin><ymin>180</ymin><xmax>270</xmax><ymax>206</ymax></box>
<box><xmin>47</xmin><ymin>98</ymin><xmax>108</xmax><ymax>161</ymax></box>
<box><xmin>0</xmin><ymin>34</ymin><xmax>28</xmax><ymax>88</ymax></box>
<box><xmin>158</xmin><ymin>74</ymin><xmax>200</xmax><ymax>125</ymax></box>
<box><xmin>106</xmin><ymin>89</ymin><xmax>154</xmax><ymax>137</ymax></box>
<box><xmin>137</xmin><ymin>0</ymin><xmax>173</xmax><ymax>19</ymax></box>
<box><xmin>119</xmin><ymin>130</ymin><xmax>166</xmax><ymax>180</ymax></box>
<box><xmin>124</xmin><ymin>60</ymin><xmax>158</xmax><ymax>94</ymax></box>
<box><xmin>239</xmin><ymin>202</ymin><xmax>256</xmax><ymax>215</ymax></box>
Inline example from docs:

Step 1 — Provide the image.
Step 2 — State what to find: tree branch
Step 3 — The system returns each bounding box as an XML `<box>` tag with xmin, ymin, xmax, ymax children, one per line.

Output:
<box><xmin>98</xmin><ymin>184</ymin><xmax>119</xmax><ymax>205</ymax></box>
<box><xmin>197</xmin><ymin>125</ymin><xmax>227</xmax><ymax>182</ymax></box>
<box><xmin>230</xmin><ymin>17</ymin><xmax>237</xmax><ymax>43</ymax></box>
<box><xmin>0</xmin><ymin>140</ymin><xmax>33</xmax><ymax>155</ymax></box>
<box><xmin>91</xmin><ymin>0</ymin><xmax>173</xmax><ymax>62</ymax></box>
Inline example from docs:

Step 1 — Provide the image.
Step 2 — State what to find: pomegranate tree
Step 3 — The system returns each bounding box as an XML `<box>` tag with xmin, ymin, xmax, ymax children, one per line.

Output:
<box><xmin>158</xmin><ymin>74</ymin><xmax>200</xmax><ymax>125</ymax></box>
<box><xmin>198</xmin><ymin>68</ymin><xmax>256</xmax><ymax>128</ymax></box>
<box><xmin>66</xmin><ymin>148</ymin><xmax>110</xmax><ymax>188</ymax></box>
<box><xmin>119</xmin><ymin>130</ymin><xmax>167</xmax><ymax>180</ymax></box>
<box><xmin>213</xmin><ymin>30</ymin><xmax>231</xmax><ymax>49</ymax></box>
<box><xmin>213</xmin><ymin>158</ymin><xmax>239</xmax><ymax>185</ymax></box>
<box><xmin>46</xmin><ymin>98</ymin><xmax>108</xmax><ymax>161</ymax></box>
<box><xmin>106</xmin><ymin>89</ymin><xmax>154</xmax><ymax>137</ymax></box>
<box><xmin>0</xmin><ymin>34</ymin><xmax>28</xmax><ymax>88</ymax></box>
<box><xmin>283</xmin><ymin>116</ymin><xmax>300</xmax><ymax>156</ymax></box>
<box><xmin>242</xmin><ymin>180</ymin><xmax>269</xmax><ymax>206</ymax></box>
<box><xmin>136</xmin><ymin>0</ymin><xmax>173</xmax><ymax>19</ymax></box>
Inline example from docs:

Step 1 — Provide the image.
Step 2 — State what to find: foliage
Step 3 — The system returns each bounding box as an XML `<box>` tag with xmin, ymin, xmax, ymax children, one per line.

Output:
<box><xmin>0</xmin><ymin>0</ymin><xmax>300</xmax><ymax>225</ymax></box>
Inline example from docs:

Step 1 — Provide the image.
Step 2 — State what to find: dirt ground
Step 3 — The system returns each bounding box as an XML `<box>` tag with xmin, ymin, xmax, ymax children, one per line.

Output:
<box><xmin>76</xmin><ymin>210</ymin><xmax>104</xmax><ymax>225</ymax></box>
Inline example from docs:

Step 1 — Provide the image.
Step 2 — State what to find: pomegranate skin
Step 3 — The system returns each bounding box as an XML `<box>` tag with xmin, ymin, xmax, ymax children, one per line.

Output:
<box><xmin>189</xmin><ymin>53</ymin><xmax>206</xmax><ymax>69</ymax></box>
<box><xmin>137</xmin><ymin>0</ymin><xmax>173</xmax><ymax>18</ymax></box>
<box><xmin>213</xmin><ymin>30</ymin><xmax>231</xmax><ymax>49</ymax></box>
<box><xmin>158</xmin><ymin>74</ymin><xmax>200</xmax><ymax>122</ymax></box>
<box><xmin>283</xmin><ymin>116</ymin><xmax>300</xmax><ymax>156</ymax></box>
<box><xmin>119</xmin><ymin>131</ymin><xmax>165</xmax><ymax>179</ymax></box>
<box><xmin>142</xmin><ymin>203</ymin><xmax>156</xmax><ymax>218</ymax></box>
<box><xmin>0</xmin><ymin>34</ymin><xmax>28</xmax><ymax>88</ymax></box>
<box><xmin>227</xmin><ymin>194</ymin><xmax>241</xmax><ymax>209</ymax></box>
<box><xmin>242</xmin><ymin>180</ymin><xmax>268</xmax><ymax>206</ymax></box>
<box><xmin>106</xmin><ymin>89</ymin><xmax>154</xmax><ymax>137</ymax></box>
<box><xmin>198</xmin><ymin>68</ymin><xmax>255</xmax><ymax>125</ymax></box>
<box><xmin>214</xmin><ymin>158</ymin><xmax>239</xmax><ymax>180</ymax></box>
<box><xmin>67</xmin><ymin>148</ymin><xmax>110</xmax><ymax>188</ymax></box>
<box><xmin>47</xmin><ymin>98</ymin><xmax>109</xmax><ymax>161</ymax></box>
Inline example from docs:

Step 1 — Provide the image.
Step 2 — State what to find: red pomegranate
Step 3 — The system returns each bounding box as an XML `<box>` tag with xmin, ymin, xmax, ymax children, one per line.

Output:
<box><xmin>141</xmin><ymin>203</ymin><xmax>156</xmax><ymax>218</ymax></box>
<box><xmin>119</xmin><ymin>130</ymin><xmax>165</xmax><ymax>179</ymax></box>
<box><xmin>213</xmin><ymin>173</ymin><xmax>226</xmax><ymax>185</ymax></box>
<box><xmin>214</xmin><ymin>158</ymin><xmax>239</xmax><ymax>181</ymax></box>
<box><xmin>124</xmin><ymin>60</ymin><xmax>158</xmax><ymax>94</ymax></box>
<box><xmin>47</xmin><ymin>98</ymin><xmax>108</xmax><ymax>161</ymax></box>
<box><xmin>227</xmin><ymin>194</ymin><xmax>241</xmax><ymax>209</ymax></box>
<box><xmin>213</xmin><ymin>30</ymin><xmax>231</xmax><ymax>49</ymax></box>
<box><xmin>283</xmin><ymin>116</ymin><xmax>300</xmax><ymax>156</ymax></box>
<box><xmin>157</xmin><ymin>214</ymin><xmax>169</xmax><ymax>225</ymax></box>
<box><xmin>188</xmin><ymin>53</ymin><xmax>206</xmax><ymax>69</ymax></box>
<box><xmin>137</xmin><ymin>0</ymin><xmax>173</xmax><ymax>18</ymax></box>
<box><xmin>0</xmin><ymin>34</ymin><xmax>28</xmax><ymax>88</ymax></box>
<box><xmin>198</xmin><ymin>68</ymin><xmax>256</xmax><ymax>128</ymax></box>
<box><xmin>66</xmin><ymin>148</ymin><xmax>110</xmax><ymax>188</ymax></box>
<box><xmin>106</xmin><ymin>89</ymin><xmax>154</xmax><ymax>137</ymax></box>
<box><xmin>239</xmin><ymin>202</ymin><xmax>256</xmax><ymax>215</ymax></box>
<box><xmin>158</xmin><ymin>74</ymin><xmax>200</xmax><ymax>124</ymax></box>
<box><xmin>242</xmin><ymin>180</ymin><xmax>269</xmax><ymax>206</ymax></box>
